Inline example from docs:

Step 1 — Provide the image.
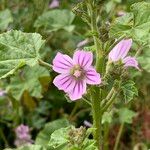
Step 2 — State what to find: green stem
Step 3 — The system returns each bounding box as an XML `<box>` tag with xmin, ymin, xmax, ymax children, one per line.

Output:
<box><xmin>101</xmin><ymin>90</ymin><xmax>118</xmax><ymax>114</ymax></box>
<box><xmin>113</xmin><ymin>123</ymin><xmax>124</xmax><ymax>150</ymax></box>
<box><xmin>38</xmin><ymin>59</ymin><xmax>52</xmax><ymax>69</ymax></box>
<box><xmin>88</xmin><ymin>4</ymin><xmax>104</xmax><ymax>73</ymax></box>
<box><xmin>69</xmin><ymin>102</ymin><xmax>79</xmax><ymax>120</ymax></box>
<box><xmin>91</xmin><ymin>87</ymin><xmax>102</xmax><ymax>149</ymax></box>
<box><xmin>82</xmin><ymin>97</ymin><xmax>92</xmax><ymax>106</ymax></box>
<box><xmin>103</xmin><ymin>123</ymin><xmax>109</xmax><ymax>150</ymax></box>
<box><xmin>101</xmin><ymin>87</ymin><xmax>115</xmax><ymax>107</ymax></box>
<box><xmin>86</xmin><ymin>1</ymin><xmax>105</xmax><ymax>149</ymax></box>
<box><xmin>86</xmin><ymin>1</ymin><xmax>104</xmax><ymax>149</ymax></box>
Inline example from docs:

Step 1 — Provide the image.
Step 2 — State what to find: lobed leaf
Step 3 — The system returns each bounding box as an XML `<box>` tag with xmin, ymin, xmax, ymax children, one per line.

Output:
<box><xmin>0</xmin><ymin>30</ymin><xmax>45</xmax><ymax>79</ymax></box>
<box><xmin>121</xmin><ymin>80</ymin><xmax>138</xmax><ymax>103</ymax></box>
<box><xmin>118</xmin><ymin>108</ymin><xmax>137</xmax><ymax>124</ymax></box>
<box><xmin>34</xmin><ymin>9</ymin><xmax>75</xmax><ymax>32</ymax></box>
<box><xmin>109</xmin><ymin>2</ymin><xmax>150</xmax><ymax>45</ymax></box>
<box><xmin>35</xmin><ymin>119</ymin><xmax>70</xmax><ymax>147</ymax></box>
<box><xmin>7</xmin><ymin>65</ymin><xmax>50</xmax><ymax>100</ymax></box>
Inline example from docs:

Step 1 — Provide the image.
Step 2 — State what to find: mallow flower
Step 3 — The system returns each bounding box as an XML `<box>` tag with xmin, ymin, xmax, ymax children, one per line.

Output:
<box><xmin>109</xmin><ymin>39</ymin><xmax>139</xmax><ymax>69</ymax></box>
<box><xmin>15</xmin><ymin>124</ymin><xmax>32</xmax><ymax>147</ymax></box>
<box><xmin>53</xmin><ymin>50</ymin><xmax>101</xmax><ymax>101</ymax></box>
<box><xmin>77</xmin><ymin>39</ymin><xmax>89</xmax><ymax>48</ymax></box>
<box><xmin>0</xmin><ymin>89</ymin><xmax>6</xmax><ymax>96</ymax></box>
<box><xmin>49</xmin><ymin>0</ymin><xmax>59</xmax><ymax>9</ymax></box>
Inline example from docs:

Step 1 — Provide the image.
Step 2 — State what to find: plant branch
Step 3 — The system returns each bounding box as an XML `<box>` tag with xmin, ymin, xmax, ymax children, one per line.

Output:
<box><xmin>38</xmin><ymin>59</ymin><xmax>52</xmax><ymax>69</ymax></box>
<box><xmin>101</xmin><ymin>89</ymin><xmax>118</xmax><ymax>114</ymax></box>
<box><xmin>82</xmin><ymin>97</ymin><xmax>92</xmax><ymax>106</ymax></box>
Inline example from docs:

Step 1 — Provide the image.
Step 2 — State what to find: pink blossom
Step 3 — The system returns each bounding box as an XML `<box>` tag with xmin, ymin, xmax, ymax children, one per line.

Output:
<box><xmin>84</xmin><ymin>120</ymin><xmax>92</xmax><ymax>127</ymax></box>
<box><xmin>49</xmin><ymin>0</ymin><xmax>59</xmax><ymax>9</ymax></box>
<box><xmin>108</xmin><ymin>39</ymin><xmax>139</xmax><ymax>69</ymax></box>
<box><xmin>52</xmin><ymin>50</ymin><xmax>101</xmax><ymax>101</ymax></box>
<box><xmin>117</xmin><ymin>11</ymin><xmax>126</xmax><ymax>17</ymax></box>
<box><xmin>0</xmin><ymin>89</ymin><xmax>6</xmax><ymax>96</ymax></box>
<box><xmin>15</xmin><ymin>124</ymin><xmax>32</xmax><ymax>147</ymax></box>
<box><xmin>77</xmin><ymin>39</ymin><xmax>89</xmax><ymax>48</ymax></box>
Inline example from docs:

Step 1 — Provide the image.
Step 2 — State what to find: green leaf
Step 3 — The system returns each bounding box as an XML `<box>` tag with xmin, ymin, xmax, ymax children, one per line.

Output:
<box><xmin>109</xmin><ymin>2</ymin><xmax>150</xmax><ymax>45</ymax></box>
<box><xmin>0</xmin><ymin>9</ymin><xmax>13</xmax><ymax>31</ymax></box>
<box><xmin>48</xmin><ymin>126</ymin><xmax>98</xmax><ymax>150</ymax></box>
<box><xmin>34</xmin><ymin>9</ymin><xmax>75</xmax><ymax>32</ymax></box>
<box><xmin>121</xmin><ymin>80</ymin><xmax>138</xmax><ymax>103</ymax></box>
<box><xmin>82</xmin><ymin>140</ymin><xmax>98</xmax><ymax>150</ymax></box>
<box><xmin>118</xmin><ymin>108</ymin><xmax>137</xmax><ymax>124</ymax></box>
<box><xmin>138</xmin><ymin>47</ymin><xmax>150</xmax><ymax>72</ymax></box>
<box><xmin>102</xmin><ymin>112</ymin><xmax>112</xmax><ymax>124</ymax></box>
<box><xmin>35</xmin><ymin>119</ymin><xmax>70</xmax><ymax>147</ymax></box>
<box><xmin>7</xmin><ymin>65</ymin><xmax>50</xmax><ymax>100</ymax></box>
<box><xmin>0</xmin><ymin>30</ymin><xmax>45</xmax><ymax>79</ymax></box>
<box><xmin>49</xmin><ymin>127</ymin><xmax>70</xmax><ymax>149</ymax></box>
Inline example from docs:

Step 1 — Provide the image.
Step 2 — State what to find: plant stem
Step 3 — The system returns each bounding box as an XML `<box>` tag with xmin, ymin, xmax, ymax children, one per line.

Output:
<box><xmin>101</xmin><ymin>87</ymin><xmax>115</xmax><ymax>107</ymax></box>
<box><xmin>101</xmin><ymin>90</ymin><xmax>118</xmax><ymax>114</ymax></box>
<box><xmin>103</xmin><ymin>123</ymin><xmax>109</xmax><ymax>150</ymax></box>
<box><xmin>82</xmin><ymin>97</ymin><xmax>92</xmax><ymax>106</ymax></box>
<box><xmin>69</xmin><ymin>102</ymin><xmax>79</xmax><ymax>121</ymax></box>
<box><xmin>113</xmin><ymin>123</ymin><xmax>124</xmax><ymax>150</ymax></box>
<box><xmin>91</xmin><ymin>87</ymin><xmax>102</xmax><ymax>149</ymax></box>
<box><xmin>86</xmin><ymin>1</ymin><xmax>104</xmax><ymax>149</ymax></box>
<box><xmin>38</xmin><ymin>59</ymin><xmax>52</xmax><ymax>69</ymax></box>
<box><xmin>88</xmin><ymin>3</ymin><xmax>104</xmax><ymax>73</ymax></box>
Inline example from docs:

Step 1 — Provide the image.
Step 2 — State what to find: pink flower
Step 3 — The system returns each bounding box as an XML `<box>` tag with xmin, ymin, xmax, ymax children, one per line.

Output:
<box><xmin>109</xmin><ymin>39</ymin><xmax>139</xmax><ymax>69</ymax></box>
<box><xmin>52</xmin><ymin>50</ymin><xmax>101</xmax><ymax>101</ymax></box>
<box><xmin>15</xmin><ymin>124</ymin><xmax>30</xmax><ymax>139</ymax></box>
<box><xmin>117</xmin><ymin>11</ymin><xmax>126</xmax><ymax>17</ymax></box>
<box><xmin>84</xmin><ymin>120</ymin><xmax>92</xmax><ymax>127</ymax></box>
<box><xmin>15</xmin><ymin>124</ymin><xmax>33</xmax><ymax>147</ymax></box>
<box><xmin>49</xmin><ymin>0</ymin><xmax>59</xmax><ymax>9</ymax></box>
<box><xmin>77</xmin><ymin>39</ymin><xmax>89</xmax><ymax>48</ymax></box>
<box><xmin>0</xmin><ymin>89</ymin><xmax>6</xmax><ymax>96</ymax></box>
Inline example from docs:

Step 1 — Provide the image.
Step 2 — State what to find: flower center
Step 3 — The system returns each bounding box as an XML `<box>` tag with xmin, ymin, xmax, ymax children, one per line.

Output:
<box><xmin>70</xmin><ymin>65</ymin><xmax>84</xmax><ymax>79</ymax></box>
<box><xmin>73</xmin><ymin>70</ymin><xmax>82</xmax><ymax>78</ymax></box>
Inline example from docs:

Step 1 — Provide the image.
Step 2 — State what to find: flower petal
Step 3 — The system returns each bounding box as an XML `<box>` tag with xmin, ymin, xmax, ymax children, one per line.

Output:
<box><xmin>52</xmin><ymin>52</ymin><xmax>73</xmax><ymax>73</ymax></box>
<box><xmin>85</xmin><ymin>67</ymin><xmax>101</xmax><ymax>85</ymax></box>
<box><xmin>49</xmin><ymin>0</ymin><xmax>59</xmax><ymax>8</ymax></box>
<box><xmin>123</xmin><ymin>56</ymin><xmax>139</xmax><ymax>69</ymax></box>
<box><xmin>73</xmin><ymin>50</ymin><xmax>93</xmax><ymax>68</ymax></box>
<box><xmin>53</xmin><ymin>74</ymin><xmax>75</xmax><ymax>92</ymax></box>
<box><xmin>68</xmin><ymin>80</ymin><xmax>86</xmax><ymax>101</ymax></box>
<box><xmin>109</xmin><ymin>39</ymin><xmax>132</xmax><ymax>61</ymax></box>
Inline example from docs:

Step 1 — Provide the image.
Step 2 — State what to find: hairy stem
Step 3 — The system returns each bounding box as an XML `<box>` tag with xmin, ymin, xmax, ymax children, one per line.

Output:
<box><xmin>87</xmin><ymin>1</ymin><xmax>104</xmax><ymax>149</ymax></box>
<box><xmin>101</xmin><ymin>90</ymin><xmax>118</xmax><ymax>114</ymax></box>
<box><xmin>91</xmin><ymin>87</ymin><xmax>102</xmax><ymax>149</ymax></box>
<box><xmin>103</xmin><ymin>123</ymin><xmax>109</xmax><ymax>150</ymax></box>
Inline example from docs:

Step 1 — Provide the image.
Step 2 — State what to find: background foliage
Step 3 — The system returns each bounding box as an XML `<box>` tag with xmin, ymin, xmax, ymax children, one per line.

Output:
<box><xmin>0</xmin><ymin>0</ymin><xmax>150</xmax><ymax>150</ymax></box>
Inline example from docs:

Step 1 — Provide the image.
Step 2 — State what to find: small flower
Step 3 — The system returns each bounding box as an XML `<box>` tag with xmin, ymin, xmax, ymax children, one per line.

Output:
<box><xmin>77</xmin><ymin>39</ymin><xmax>89</xmax><ymax>48</ymax></box>
<box><xmin>49</xmin><ymin>0</ymin><xmax>59</xmax><ymax>9</ymax></box>
<box><xmin>117</xmin><ymin>11</ymin><xmax>126</xmax><ymax>17</ymax></box>
<box><xmin>108</xmin><ymin>39</ymin><xmax>139</xmax><ymax>69</ymax></box>
<box><xmin>14</xmin><ymin>124</ymin><xmax>33</xmax><ymax>147</ymax></box>
<box><xmin>0</xmin><ymin>89</ymin><xmax>6</xmax><ymax>96</ymax></box>
<box><xmin>53</xmin><ymin>50</ymin><xmax>101</xmax><ymax>101</ymax></box>
<box><xmin>83</xmin><ymin>120</ymin><xmax>92</xmax><ymax>127</ymax></box>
